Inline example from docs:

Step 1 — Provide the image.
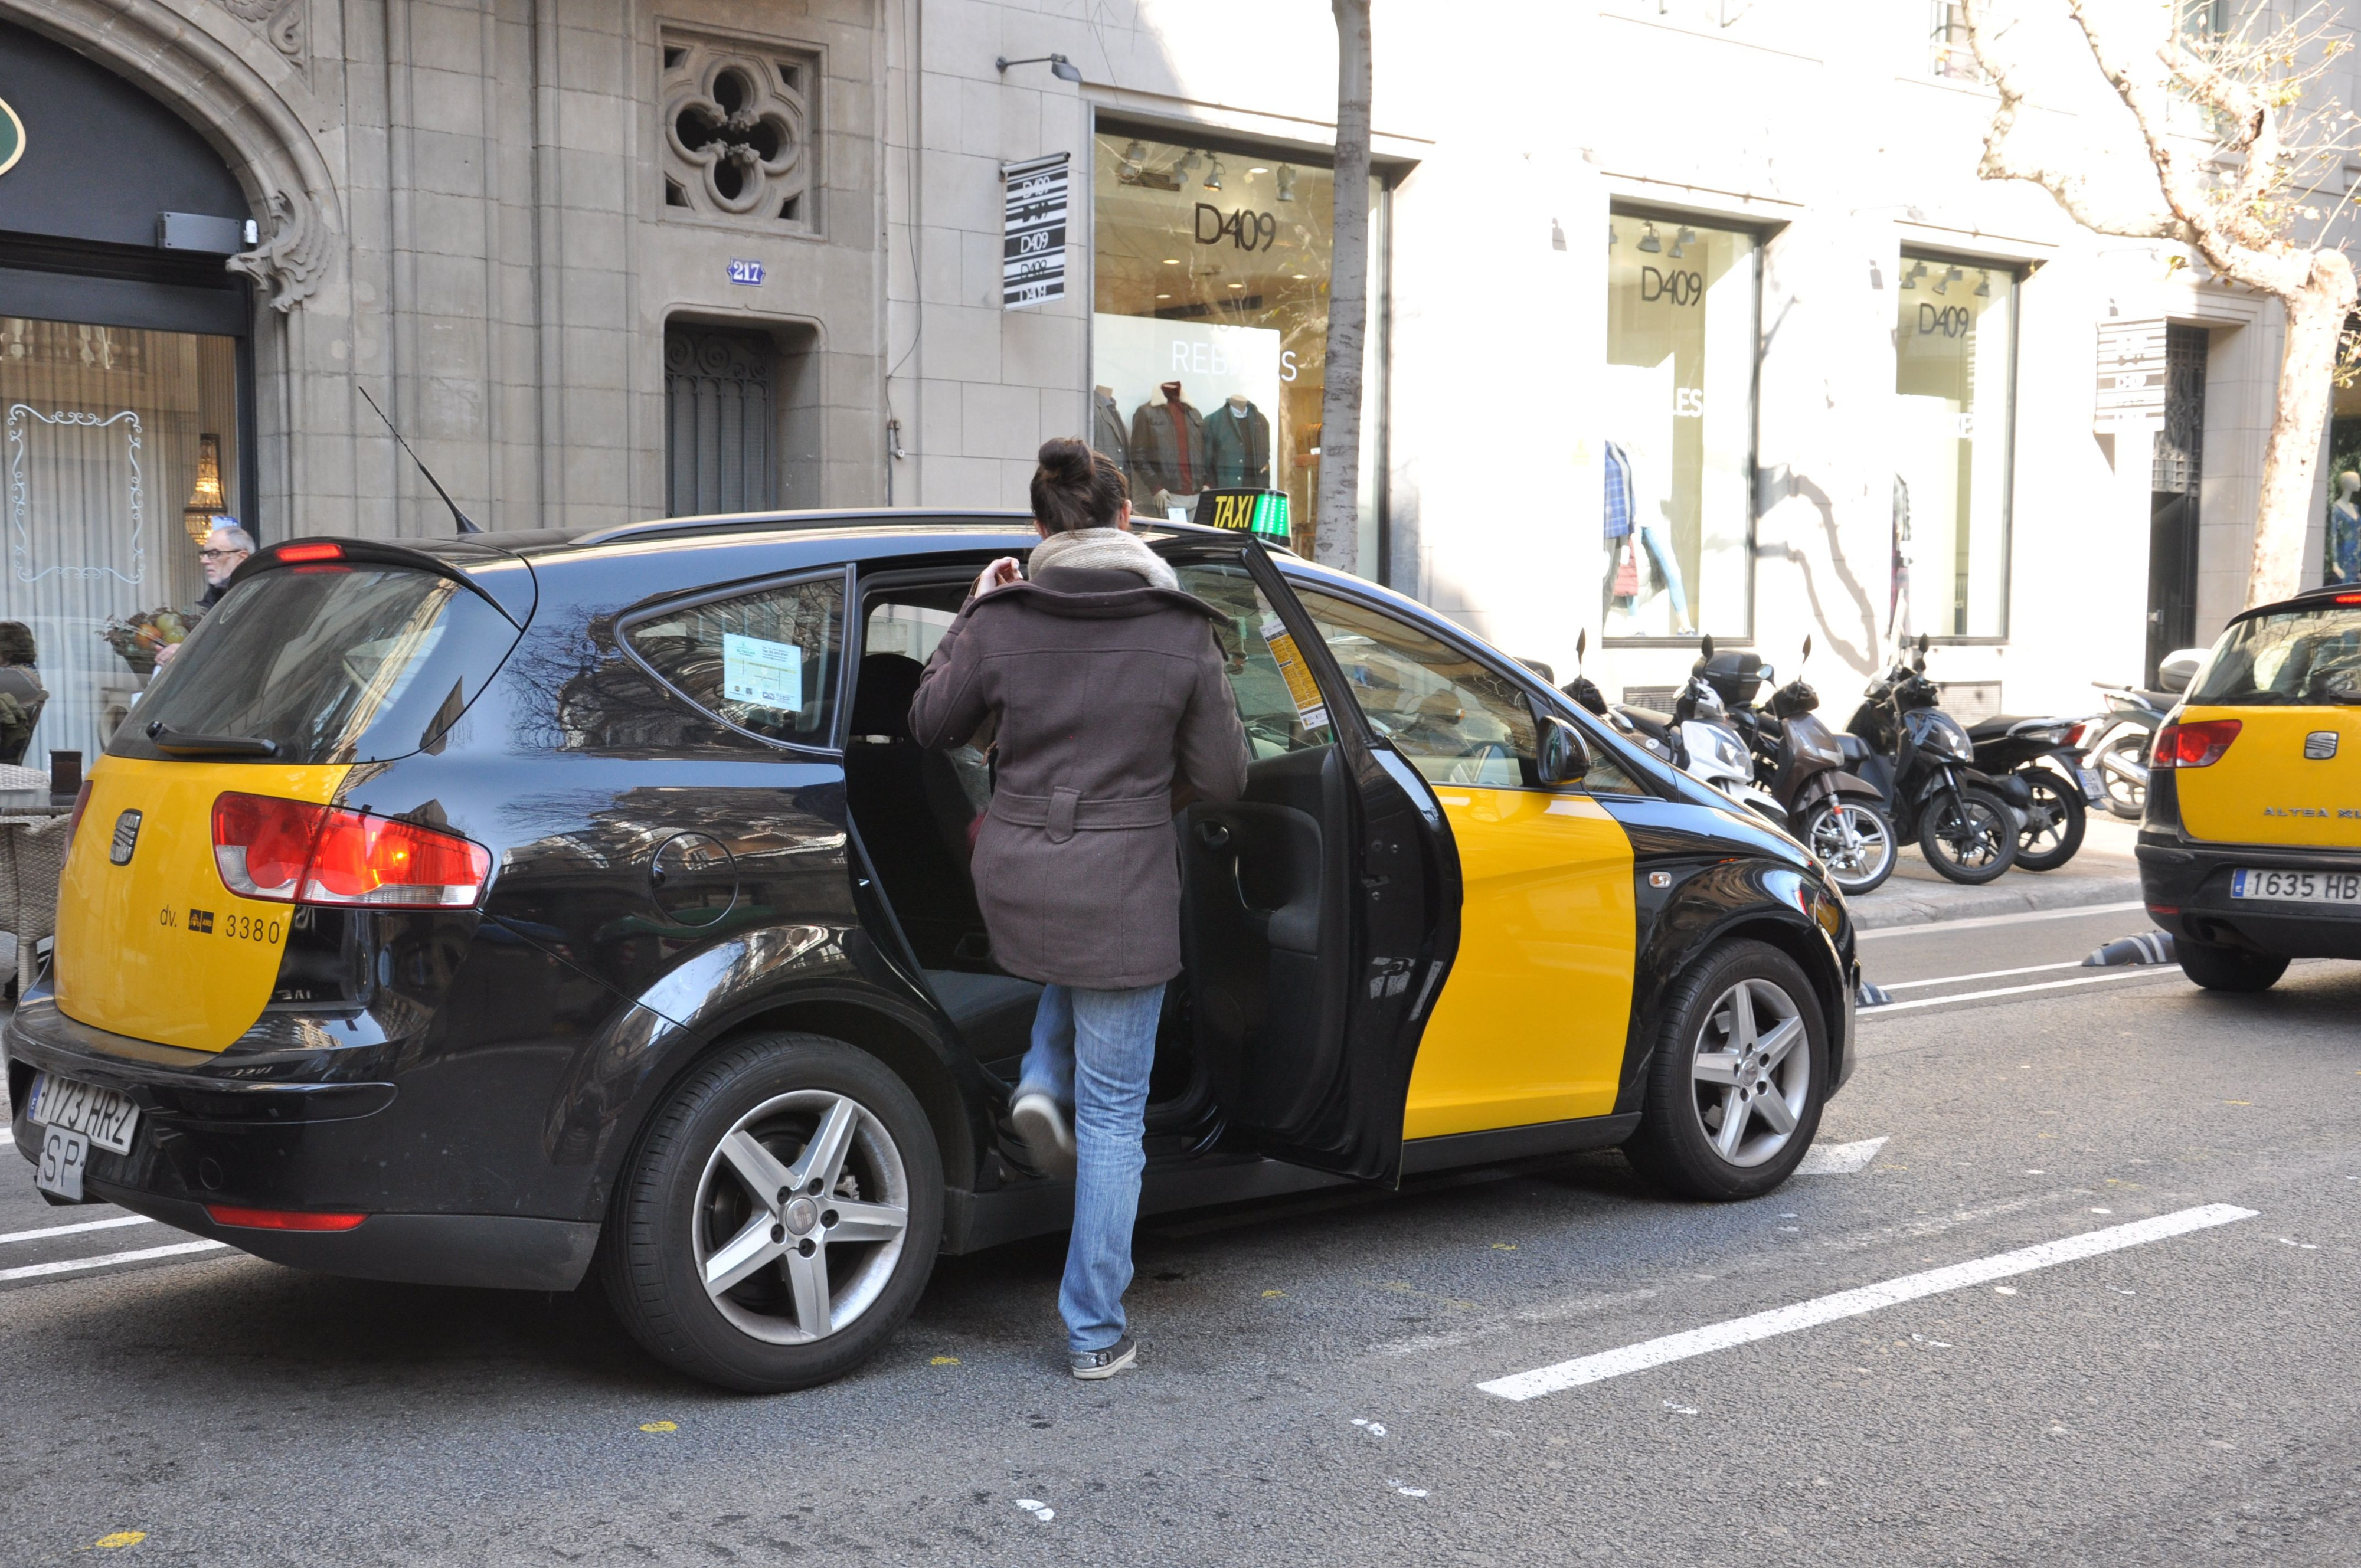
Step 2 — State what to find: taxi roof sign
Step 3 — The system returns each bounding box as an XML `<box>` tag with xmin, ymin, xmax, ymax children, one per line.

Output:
<box><xmin>1192</xmin><ymin>489</ymin><xmax>1290</xmax><ymax>544</ymax></box>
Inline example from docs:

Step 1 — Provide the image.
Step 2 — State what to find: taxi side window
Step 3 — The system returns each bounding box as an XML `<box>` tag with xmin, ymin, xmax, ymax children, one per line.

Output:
<box><xmin>625</xmin><ymin>574</ymin><xmax>844</xmax><ymax>747</ymax></box>
<box><xmin>1175</xmin><ymin>561</ymin><xmax>1337</xmax><ymax>759</ymax></box>
<box><xmin>1293</xmin><ymin>587</ymin><xmax>1539</xmax><ymax>788</ymax></box>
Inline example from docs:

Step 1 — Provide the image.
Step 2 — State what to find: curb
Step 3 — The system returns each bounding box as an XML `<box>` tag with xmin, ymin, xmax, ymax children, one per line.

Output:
<box><xmin>1846</xmin><ymin>871</ymin><xmax>2144</xmax><ymax>932</ymax></box>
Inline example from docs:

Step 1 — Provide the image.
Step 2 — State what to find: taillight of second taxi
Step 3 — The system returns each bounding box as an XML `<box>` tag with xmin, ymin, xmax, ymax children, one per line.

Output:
<box><xmin>212</xmin><ymin>791</ymin><xmax>491</xmax><ymax>907</ymax></box>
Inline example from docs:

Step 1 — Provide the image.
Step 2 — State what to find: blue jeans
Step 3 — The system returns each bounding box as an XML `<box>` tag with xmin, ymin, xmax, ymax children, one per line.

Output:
<box><xmin>1016</xmin><ymin>981</ymin><xmax>1166</xmax><ymax>1354</ymax></box>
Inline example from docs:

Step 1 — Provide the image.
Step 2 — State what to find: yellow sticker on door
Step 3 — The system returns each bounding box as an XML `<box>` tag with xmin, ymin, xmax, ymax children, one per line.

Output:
<box><xmin>1261</xmin><ymin>615</ymin><xmax>1330</xmax><ymax>732</ymax></box>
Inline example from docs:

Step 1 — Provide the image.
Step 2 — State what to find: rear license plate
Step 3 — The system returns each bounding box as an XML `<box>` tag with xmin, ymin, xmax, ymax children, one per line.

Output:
<box><xmin>2075</xmin><ymin>765</ymin><xmax>2107</xmax><ymax>803</ymax></box>
<box><xmin>34</xmin><ymin>1126</ymin><xmax>87</xmax><ymax>1200</ymax></box>
<box><xmin>2229</xmin><ymin>868</ymin><xmax>2361</xmax><ymax>905</ymax></box>
<box><xmin>27</xmin><ymin>1072</ymin><xmax>139</xmax><ymax>1155</ymax></box>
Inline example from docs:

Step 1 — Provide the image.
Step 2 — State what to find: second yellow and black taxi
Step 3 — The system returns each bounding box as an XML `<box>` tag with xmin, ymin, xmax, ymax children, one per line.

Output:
<box><xmin>8</xmin><ymin>512</ymin><xmax>1856</xmax><ymax>1390</ymax></box>
<box><xmin>2140</xmin><ymin>582</ymin><xmax>2361</xmax><ymax>990</ymax></box>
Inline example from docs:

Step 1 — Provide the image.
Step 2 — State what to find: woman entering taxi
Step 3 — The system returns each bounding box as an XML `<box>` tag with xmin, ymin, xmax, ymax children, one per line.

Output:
<box><xmin>910</xmin><ymin>437</ymin><xmax>1247</xmax><ymax>1379</ymax></box>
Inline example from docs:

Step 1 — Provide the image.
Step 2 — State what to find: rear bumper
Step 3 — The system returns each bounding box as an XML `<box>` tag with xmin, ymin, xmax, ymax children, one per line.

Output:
<box><xmin>2137</xmin><ymin>834</ymin><xmax>2361</xmax><ymax>960</ymax></box>
<box><xmin>5</xmin><ymin>987</ymin><xmax>601</xmax><ymax>1290</ymax></box>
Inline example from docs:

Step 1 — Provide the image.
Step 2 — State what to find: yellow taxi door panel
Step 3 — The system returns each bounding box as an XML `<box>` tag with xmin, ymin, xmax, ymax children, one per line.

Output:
<box><xmin>1403</xmin><ymin>788</ymin><xmax>1637</xmax><ymax>1138</ymax></box>
<box><xmin>54</xmin><ymin>756</ymin><xmax>348</xmax><ymax>1052</ymax></box>
<box><xmin>2174</xmin><ymin>705</ymin><xmax>2361</xmax><ymax>850</ymax></box>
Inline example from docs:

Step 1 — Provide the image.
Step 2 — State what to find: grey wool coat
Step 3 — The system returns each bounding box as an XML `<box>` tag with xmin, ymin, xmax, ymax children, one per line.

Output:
<box><xmin>908</xmin><ymin>562</ymin><xmax>1250</xmax><ymax>991</ymax></box>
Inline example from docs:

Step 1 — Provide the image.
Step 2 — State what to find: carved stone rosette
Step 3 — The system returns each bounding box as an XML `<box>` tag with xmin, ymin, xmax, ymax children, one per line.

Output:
<box><xmin>660</xmin><ymin>32</ymin><xmax>813</xmax><ymax>227</ymax></box>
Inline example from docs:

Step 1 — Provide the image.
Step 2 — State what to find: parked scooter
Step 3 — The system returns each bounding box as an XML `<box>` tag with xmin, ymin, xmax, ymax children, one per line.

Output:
<box><xmin>2084</xmin><ymin>647</ymin><xmax>2208</xmax><ymax>821</ymax></box>
<box><xmin>1967</xmin><ymin>713</ymin><xmax>2104</xmax><ymax>870</ymax></box>
<box><xmin>1603</xmin><ymin>637</ymin><xmax>1787</xmax><ymax>824</ymax></box>
<box><xmin>1843</xmin><ymin>634</ymin><xmax>2022</xmax><ymax>885</ymax></box>
<box><xmin>1724</xmin><ymin>637</ymin><xmax>1900</xmax><ymax>896</ymax></box>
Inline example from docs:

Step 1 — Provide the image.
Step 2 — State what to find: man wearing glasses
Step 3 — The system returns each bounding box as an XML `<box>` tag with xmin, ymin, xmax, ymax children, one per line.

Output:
<box><xmin>153</xmin><ymin>522</ymin><xmax>256</xmax><ymax>669</ymax></box>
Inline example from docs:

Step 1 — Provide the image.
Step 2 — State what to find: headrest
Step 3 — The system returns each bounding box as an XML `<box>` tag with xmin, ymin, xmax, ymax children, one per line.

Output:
<box><xmin>851</xmin><ymin>652</ymin><xmax>926</xmax><ymax>740</ymax></box>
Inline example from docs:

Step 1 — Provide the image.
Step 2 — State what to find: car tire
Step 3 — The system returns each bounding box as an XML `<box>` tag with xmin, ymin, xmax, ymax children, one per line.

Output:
<box><xmin>2176</xmin><ymin>938</ymin><xmax>2289</xmax><ymax>993</ymax></box>
<box><xmin>1626</xmin><ymin>940</ymin><xmax>1828</xmax><ymax>1202</ymax></box>
<box><xmin>601</xmin><ymin>1032</ymin><xmax>944</xmax><ymax>1393</ymax></box>
<box><xmin>2011</xmin><ymin>770</ymin><xmax>2087</xmax><ymax>872</ymax></box>
<box><xmin>1918</xmin><ymin>785</ymin><xmax>2017</xmax><ymax>885</ymax></box>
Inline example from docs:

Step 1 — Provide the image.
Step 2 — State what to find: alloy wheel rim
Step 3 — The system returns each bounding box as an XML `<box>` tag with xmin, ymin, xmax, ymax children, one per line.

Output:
<box><xmin>692</xmin><ymin>1089</ymin><xmax>911</xmax><ymax>1345</ymax></box>
<box><xmin>1809</xmin><ymin>802</ymin><xmax>1891</xmax><ymax>885</ymax></box>
<box><xmin>1686</xmin><ymin>977</ymin><xmax>1810</xmax><ymax>1168</ymax></box>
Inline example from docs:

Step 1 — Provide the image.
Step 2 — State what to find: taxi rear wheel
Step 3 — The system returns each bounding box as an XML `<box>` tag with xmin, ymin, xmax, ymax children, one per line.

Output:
<box><xmin>2176</xmin><ymin>938</ymin><xmax>2288</xmax><ymax>993</ymax></box>
<box><xmin>1626</xmin><ymin>940</ymin><xmax>1827</xmax><ymax>1202</ymax></box>
<box><xmin>601</xmin><ymin>1033</ymin><xmax>944</xmax><ymax>1393</ymax></box>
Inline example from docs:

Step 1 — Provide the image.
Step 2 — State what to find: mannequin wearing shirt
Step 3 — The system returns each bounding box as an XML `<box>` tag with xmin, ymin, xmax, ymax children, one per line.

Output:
<box><xmin>1127</xmin><ymin>382</ymin><xmax>1208</xmax><ymax>514</ymax></box>
<box><xmin>1204</xmin><ymin>395</ymin><xmax>1271</xmax><ymax>490</ymax></box>
<box><xmin>1092</xmin><ymin>386</ymin><xmax>1129</xmax><ymax>475</ymax></box>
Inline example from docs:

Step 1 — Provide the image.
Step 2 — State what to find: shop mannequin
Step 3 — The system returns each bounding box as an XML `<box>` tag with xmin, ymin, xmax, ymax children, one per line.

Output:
<box><xmin>1127</xmin><ymin>381</ymin><xmax>1207</xmax><ymax>515</ymax></box>
<box><xmin>1204</xmin><ymin>394</ymin><xmax>1271</xmax><ymax>489</ymax></box>
<box><xmin>2332</xmin><ymin>470</ymin><xmax>2361</xmax><ymax>584</ymax></box>
<box><xmin>1091</xmin><ymin>385</ymin><xmax>1129</xmax><ymax>473</ymax></box>
<box><xmin>1889</xmin><ymin>473</ymin><xmax>1915</xmax><ymax>637</ymax></box>
<box><xmin>1601</xmin><ymin>438</ymin><xmax>1694</xmax><ymax>636</ymax></box>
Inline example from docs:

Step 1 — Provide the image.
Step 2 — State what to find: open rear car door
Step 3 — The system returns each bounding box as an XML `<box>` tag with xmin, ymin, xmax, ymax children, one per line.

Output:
<box><xmin>1157</xmin><ymin>539</ymin><xmax>1459</xmax><ymax>1183</ymax></box>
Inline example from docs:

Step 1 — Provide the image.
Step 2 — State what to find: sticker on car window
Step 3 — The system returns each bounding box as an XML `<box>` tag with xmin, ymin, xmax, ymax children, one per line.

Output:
<box><xmin>1260</xmin><ymin>615</ymin><xmax>1329</xmax><ymax>732</ymax></box>
<box><xmin>722</xmin><ymin>632</ymin><xmax>803</xmax><ymax>712</ymax></box>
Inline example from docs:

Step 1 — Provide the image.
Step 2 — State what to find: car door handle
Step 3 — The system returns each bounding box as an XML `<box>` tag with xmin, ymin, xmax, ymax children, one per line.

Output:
<box><xmin>1196</xmin><ymin>820</ymin><xmax>1231</xmax><ymax>850</ymax></box>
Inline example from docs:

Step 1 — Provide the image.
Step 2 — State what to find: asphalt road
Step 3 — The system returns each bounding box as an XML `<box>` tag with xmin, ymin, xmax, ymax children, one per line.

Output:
<box><xmin>1</xmin><ymin>903</ymin><xmax>2354</xmax><ymax>1566</ymax></box>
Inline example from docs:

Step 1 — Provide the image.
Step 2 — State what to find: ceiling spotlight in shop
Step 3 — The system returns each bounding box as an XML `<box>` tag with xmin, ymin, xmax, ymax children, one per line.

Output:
<box><xmin>1205</xmin><ymin>156</ymin><xmax>1225</xmax><ymax>191</ymax></box>
<box><xmin>1121</xmin><ymin>140</ymin><xmax>1147</xmax><ymax>171</ymax></box>
<box><xmin>1974</xmin><ymin>270</ymin><xmax>1992</xmax><ymax>297</ymax></box>
<box><xmin>1248</xmin><ymin>166</ymin><xmax>1269</xmax><ymax>175</ymax></box>
<box><xmin>1178</xmin><ymin>149</ymin><xmax>1202</xmax><ymax>174</ymax></box>
<box><xmin>1637</xmin><ymin>222</ymin><xmax>1662</xmax><ymax>254</ymax></box>
<box><xmin>1901</xmin><ymin>260</ymin><xmax>1928</xmax><ymax>290</ymax></box>
<box><xmin>1274</xmin><ymin>164</ymin><xmax>1297</xmax><ymax>202</ymax></box>
<box><xmin>994</xmin><ymin>53</ymin><xmax>1082</xmax><ymax>83</ymax></box>
<box><xmin>1676</xmin><ymin>225</ymin><xmax>1698</xmax><ymax>248</ymax></box>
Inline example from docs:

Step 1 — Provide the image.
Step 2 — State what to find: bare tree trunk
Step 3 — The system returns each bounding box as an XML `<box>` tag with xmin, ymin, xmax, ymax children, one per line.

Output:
<box><xmin>1316</xmin><ymin>0</ymin><xmax>1371</xmax><ymax>575</ymax></box>
<box><xmin>2249</xmin><ymin>253</ymin><xmax>2355</xmax><ymax>607</ymax></box>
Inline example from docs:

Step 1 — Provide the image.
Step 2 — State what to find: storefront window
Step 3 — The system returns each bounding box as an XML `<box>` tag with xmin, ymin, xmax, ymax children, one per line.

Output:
<box><xmin>1091</xmin><ymin>129</ymin><xmax>1384</xmax><ymax>570</ymax></box>
<box><xmin>0</xmin><ymin>317</ymin><xmax>242</xmax><ymax>768</ymax></box>
<box><xmin>1891</xmin><ymin>256</ymin><xmax>2014</xmax><ymax>638</ymax></box>
<box><xmin>1602</xmin><ymin>214</ymin><xmax>1757</xmax><ymax>640</ymax></box>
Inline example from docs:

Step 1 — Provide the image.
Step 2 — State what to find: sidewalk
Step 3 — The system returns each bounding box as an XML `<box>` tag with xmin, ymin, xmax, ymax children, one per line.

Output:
<box><xmin>1843</xmin><ymin>814</ymin><xmax>2144</xmax><ymax>931</ymax></box>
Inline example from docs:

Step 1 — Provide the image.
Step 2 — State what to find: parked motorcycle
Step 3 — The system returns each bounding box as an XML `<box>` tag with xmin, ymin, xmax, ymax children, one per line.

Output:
<box><xmin>1724</xmin><ymin>637</ymin><xmax>1899</xmax><ymax>896</ymax></box>
<box><xmin>1606</xmin><ymin>637</ymin><xmax>1787</xmax><ymax>825</ymax></box>
<box><xmin>2084</xmin><ymin>647</ymin><xmax>2208</xmax><ymax>821</ymax></box>
<box><xmin>1842</xmin><ymin>634</ymin><xmax>2022</xmax><ymax>885</ymax></box>
<box><xmin>1967</xmin><ymin>713</ymin><xmax>2103</xmax><ymax>870</ymax></box>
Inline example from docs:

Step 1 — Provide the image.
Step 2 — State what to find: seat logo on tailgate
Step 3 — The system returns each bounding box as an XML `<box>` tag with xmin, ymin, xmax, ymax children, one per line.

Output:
<box><xmin>108</xmin><ymin>809</ymin><xmax>141</xmax><ymax>865</ymax></box>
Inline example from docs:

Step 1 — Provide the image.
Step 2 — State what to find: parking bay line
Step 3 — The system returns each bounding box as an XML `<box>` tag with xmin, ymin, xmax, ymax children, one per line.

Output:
<box><xmin>1476</xmin><ymin>1203</ymin><xmax>2258</xmax><ymax>1402</ymax></box>
<box><xmin>0</xmin><ymin>1214</ymin><xmax>153</xmax><ymax>1247</ymax></box>
<box><xmin>1861</xmin><ymin>968</ymin><xmax>2168</xmax><ymax>1014</ymax></box>
<box><xmin>1879</xmin><ymin>961</ymin><xmax>2083</xmax><ymax>991</ymax></box>
<box><xmin>0</xmin><ymin>1239</ymin><xmax>227</xmax><ymax>1284</ymax></box>
<box><xmin>1855</xmin><ymin>901</ymin><xmax>2145</xmax><ymax>940</ymax></box>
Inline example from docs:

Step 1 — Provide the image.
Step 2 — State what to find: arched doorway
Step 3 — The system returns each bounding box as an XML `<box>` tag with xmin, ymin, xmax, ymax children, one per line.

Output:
<box><xmin>0</xmin><ymin>17</ymin><xmax>254</xmax><ymax>769</ymax></box>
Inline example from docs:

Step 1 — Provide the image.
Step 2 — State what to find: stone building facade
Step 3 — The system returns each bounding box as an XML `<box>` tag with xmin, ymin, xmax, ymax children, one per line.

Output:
<box><xmin>0</xmin><ymin>0</ymin><xmax>2349</xmax><ymax>767</ymax></box>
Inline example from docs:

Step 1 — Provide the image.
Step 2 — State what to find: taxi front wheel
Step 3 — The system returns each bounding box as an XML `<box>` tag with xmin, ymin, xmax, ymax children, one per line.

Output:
<box><xmin>601</xmin><ymin>1033</ymin><xmax>944</xmax><ymax>1393</ymax></box>
<box><xmin>1625</xmin><ymin>940</ymin><xmax>1827</xmax><ymax>1202</ymax></box>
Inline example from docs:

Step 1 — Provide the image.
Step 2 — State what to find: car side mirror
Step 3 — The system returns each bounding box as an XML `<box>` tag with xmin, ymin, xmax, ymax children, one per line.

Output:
<box><xmin>1537</xmin><ymin>713</ymin><xmax>1592</xmax><ymax>786</ymax></box>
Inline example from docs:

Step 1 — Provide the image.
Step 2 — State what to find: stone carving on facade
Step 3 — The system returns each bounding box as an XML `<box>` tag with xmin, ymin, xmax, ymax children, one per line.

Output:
<box><xmin>218</xmin><ymin>0</ymin><xmax>304</xmax><ymax>60</ymax></box>
<box><xmin>227</xmin><ymin>188</ymin><xmax>331</xmax><ymax>312</ymax></box>
<box><xmin>660</xmin><ymin>33</ymin><xmax>813</xmax><ymax>226</ymax></box>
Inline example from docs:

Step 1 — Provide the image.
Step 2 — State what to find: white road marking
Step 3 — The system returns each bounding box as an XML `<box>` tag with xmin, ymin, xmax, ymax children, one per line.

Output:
<box><xmin>0</xmin><ymin>1239</ymin><xmax>228</xmax><ymax>1284</ymax></box>
<box><xmin>1855</xmin><ymin>901</ymin><xmax>2145</xmax><ymax>940</ymax></box>
<box><xmin>1879</xmin><ymin>961</ymin><xmax>2083</xmax><ymax>992</ymax></box>
<box><xmin>0</xmin><ymin>1214</ymin><xmax>153</xmax><ymax>1247</ymax></box>
<box><xmin>1860</xmin><ymin>969</ymin><xmax>2165</xmax><ymax>1015</ymax></box>
<box><xmin>1797</xmin><ymin>1137</ymin><xmax>1889</xmax><ymax>1175</ymax></box>
<box><xmin>1476</xmin><ymin>1204</ymin><xmax>2258</xmax><ymax>1402</ymax></box>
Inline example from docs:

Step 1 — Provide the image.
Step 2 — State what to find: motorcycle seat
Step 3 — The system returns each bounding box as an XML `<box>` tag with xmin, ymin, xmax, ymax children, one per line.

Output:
<box><xmin>1966</xmin><ymin>713</ymin><xmax>2043</xmax><ymax>742</ymax></box>
<box><xmin>2134</xmin><ymin>689</ymin><xmax>2180</xmax><ymax>711</ymax></box>
<box><xmin>1618</xmin><ymin>705</ymin><xmax>1674</xmax><ymax>741</ymax></box>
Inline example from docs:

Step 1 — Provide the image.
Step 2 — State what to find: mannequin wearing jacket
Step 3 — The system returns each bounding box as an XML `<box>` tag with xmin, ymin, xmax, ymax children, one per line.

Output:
<box><xmin>1204</xmin><ymin>396</ymin><xmax>1271</xmax><ymax>490</ymax></box>
<box><xmin>1128</xmin><ymin>382</ymin><xmax>1207</xmax><ymax>510</ymax></box>
<box><xmin>1091</xmin><ymin>387</ymin><xmax>1129</xmax><ymax>474</ymax></box>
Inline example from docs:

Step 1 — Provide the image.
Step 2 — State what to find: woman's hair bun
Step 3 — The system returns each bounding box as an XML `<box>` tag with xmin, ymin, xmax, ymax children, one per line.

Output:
<box><xmin>1030</xmin><ymin>435</ymin><xmax>1129</xmax><ymax>533</ymax></box>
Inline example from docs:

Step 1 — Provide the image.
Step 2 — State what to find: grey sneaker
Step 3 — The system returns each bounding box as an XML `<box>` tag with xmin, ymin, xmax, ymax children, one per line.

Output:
<box><xmin>1070</xmin><ymin>1335</ymin><xmax>1138</xmax><ymax>1380</ymax></box>
<box><xmin>1010</xmin><ymin>1091</ymin><xmax>1077</xmax><ymax>1178</ymax></box>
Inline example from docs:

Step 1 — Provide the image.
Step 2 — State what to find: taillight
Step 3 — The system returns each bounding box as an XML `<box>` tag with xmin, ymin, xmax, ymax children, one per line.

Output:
<box><xmin>64</xmin><ymin>780</ymin><xmax>91</xmax><ymax>847</ymax></box>
<box><xmin>274</xmin><ymin>542</ymin><xmax>344</xmax><ymax>563</ymax></box>
<box><xmin>2151</xmin><ymin>718</ymin><xmax>2242</xmax><ymax>769</ymax></box>
<box><xmin>2063</xmin><ymin>721</ymin><xmax>2088</xmax><ymax>748</ymax></box>
<box><xmin>212</xmin><ymin>791</ymin><xmax>491</xmax><ymax>907</ymax></box>
<box><xmin>205</xmin><ymin>1204</ymin><xmax>367</xmax><ymax>1232</ymax></box>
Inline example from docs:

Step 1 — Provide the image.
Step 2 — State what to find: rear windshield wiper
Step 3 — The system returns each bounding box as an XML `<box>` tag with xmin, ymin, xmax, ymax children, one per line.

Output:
<box><xmin>145</xmin><ymin>722</ymin><xmax>279</xmax><ymax>758</ymax></box>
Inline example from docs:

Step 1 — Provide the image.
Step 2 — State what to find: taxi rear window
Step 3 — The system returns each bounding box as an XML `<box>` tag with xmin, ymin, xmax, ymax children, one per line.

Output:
<box><xmin>2188</xmin><ymin>604</ymin><xmax>2361</xmax><ymax>707</ymax></box>
<box><xmin>110</xmin><ymin>564</ymin><xmax>523</xmax><ymax>764</ymax></box>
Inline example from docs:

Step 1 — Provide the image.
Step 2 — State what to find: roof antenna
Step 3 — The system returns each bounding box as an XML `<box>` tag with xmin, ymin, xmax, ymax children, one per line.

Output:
<box><xmin>357</xmin><ymin>383</ymin><xmax>483</xmax><ymax>534</ymax></box>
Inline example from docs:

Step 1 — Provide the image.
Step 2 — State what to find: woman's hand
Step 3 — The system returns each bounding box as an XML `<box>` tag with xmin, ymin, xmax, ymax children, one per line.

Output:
<box><xmin>972</xmin><ymin>557</ymin><xmax>1022</xmax><ymax>599</ymax></box>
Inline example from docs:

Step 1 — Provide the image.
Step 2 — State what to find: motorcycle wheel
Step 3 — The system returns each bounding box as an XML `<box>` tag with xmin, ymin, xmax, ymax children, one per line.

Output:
<box><xmin>2095</xmin><ymin>732</ymin><xmax>2147</xmax><ymax>820</ymax></box>
<box><xmin>1797</xmin><ymin>798</ymin><xmax>1898</xmax><ymax>896</ymax></box>
<box><xmin>1919</xmin><ymin>785</ymin><xmax>2018</xmax><ymax>885</ymax></box>
<box><xmin>2012</xmin><ymin>770</ymin><xmax>2087</xmax><ymax>872</ymax></box>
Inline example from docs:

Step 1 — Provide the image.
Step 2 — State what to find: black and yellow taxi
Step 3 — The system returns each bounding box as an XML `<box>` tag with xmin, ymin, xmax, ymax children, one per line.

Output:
<box><xmin>7</xmin><ymin>513</ymin><xmax>1856</xmax><ymax>1390</ymax></box>
<box><xmin>2140</xmin><ymin>582</ymin><xmax>2361</xmax><ymax>990</ymax></box>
